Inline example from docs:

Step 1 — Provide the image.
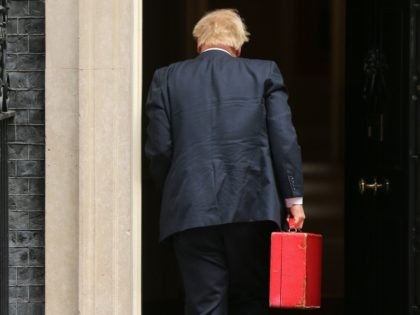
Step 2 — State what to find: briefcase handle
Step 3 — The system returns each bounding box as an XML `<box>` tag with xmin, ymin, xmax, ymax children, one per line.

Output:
<box><xmin>287</xmin><ymin>217</ymin><xmax>302</xmax><ymax>233</ymax></box>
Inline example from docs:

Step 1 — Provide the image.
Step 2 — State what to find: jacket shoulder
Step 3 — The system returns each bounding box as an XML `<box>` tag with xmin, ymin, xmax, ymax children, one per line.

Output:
<box><xmin>167</xmin><ymin>57</ymin><xmax>197</xmax><ymax>70</ymax></box>
<box><xmin>153</xmin><ymin>65</ymin><xmax>169</xmax><ymax>77</ymax></box>
<box><xmin>237</xmin><ymin>57</ymin><xmax>275</xmax><ymax>68</ymax></box>
<box><xmin>153</xmin><ymin>58</ymin><xmax>199</xmax><ymax>78</ymax></box>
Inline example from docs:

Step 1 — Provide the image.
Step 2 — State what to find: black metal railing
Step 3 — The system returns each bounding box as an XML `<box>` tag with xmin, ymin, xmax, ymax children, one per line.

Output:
<box><xmin>0</xmin><ymin>1</ymin><xmax>12</xmax><ymax>315</ymax></box>
<box><xmin>0</xmin><ymin>115</ymin><xmax>13</xmax><ymax>315</ymax></box>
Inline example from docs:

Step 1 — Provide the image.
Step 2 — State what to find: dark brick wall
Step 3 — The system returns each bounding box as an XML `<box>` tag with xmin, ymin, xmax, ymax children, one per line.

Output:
<box><xmin>6</xmin><ymin>1</ymin><xmax>45</xmax><ymax>314</ymax></box>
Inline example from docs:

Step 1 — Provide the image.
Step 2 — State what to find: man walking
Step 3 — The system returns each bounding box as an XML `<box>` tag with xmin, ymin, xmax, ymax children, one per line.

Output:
<box><xmin>145</xmin><ymin>8</ymin><xmax>305</xmax><ymax>315</ymax></box>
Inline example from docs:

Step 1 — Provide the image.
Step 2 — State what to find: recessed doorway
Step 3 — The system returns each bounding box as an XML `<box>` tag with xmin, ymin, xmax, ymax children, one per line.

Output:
<box><xmin>142</xmin><ymin>1</ymin><xmax>345</xmax><ymax>314</ymax></box>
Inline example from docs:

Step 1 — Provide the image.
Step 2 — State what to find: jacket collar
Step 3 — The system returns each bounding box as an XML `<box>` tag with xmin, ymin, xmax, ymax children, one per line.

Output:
<box><xmin>201</xmin><ymin>47</ymin><xmax>233</xmax><ymax>56</ymax></box>
<box><xmin>196</xmin><ymin>48</ymin><xmax>234</xmax><ymax>60</ymax></box>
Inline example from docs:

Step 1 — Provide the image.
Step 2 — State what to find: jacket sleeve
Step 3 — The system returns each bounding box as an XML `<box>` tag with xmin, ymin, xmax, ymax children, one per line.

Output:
<box><xmin>264</xmin><ymin>61</ymin><xmax>304</xmax><ymax>199</ymax></box>
<box><xmin>144</xmin><ymin>69</ymin><xmax>172</xmax><ymax>190</ymax></box>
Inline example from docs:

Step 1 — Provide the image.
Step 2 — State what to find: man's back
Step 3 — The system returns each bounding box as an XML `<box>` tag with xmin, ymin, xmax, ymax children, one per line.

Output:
<box><xmin>144</xmin><ymin>9</ymin><xmax>305</xmax><ymax>314</ymax></box>
<box><xmin>146</xmin><ymin>49</ymin><xmax>303</xmax><ymax>241</ymax></box>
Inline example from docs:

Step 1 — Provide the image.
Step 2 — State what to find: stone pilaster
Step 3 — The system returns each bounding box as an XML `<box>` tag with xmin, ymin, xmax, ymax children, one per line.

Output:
<box><xmin>46</xmin><ymin>0</ymin><xmax>142</xmax><ymax>313</ymax></box>
<box><xmin>45</xmin><ymin>0</ymin><xmax>79</xmax><ymax>313</ymax></box>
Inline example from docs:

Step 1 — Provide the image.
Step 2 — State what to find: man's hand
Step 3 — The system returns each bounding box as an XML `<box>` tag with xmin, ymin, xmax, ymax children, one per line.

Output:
<box><xmin>287</xmin><ymin>204</ymin><xmax>306</xmax><ymax>230</ymax></box>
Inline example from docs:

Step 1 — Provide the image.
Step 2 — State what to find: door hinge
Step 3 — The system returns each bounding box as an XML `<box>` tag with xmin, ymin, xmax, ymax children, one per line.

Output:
<box><xmin>413</xmin><ymin>76</ymin><xmax>419</xmax><ymax>101</ymax></box>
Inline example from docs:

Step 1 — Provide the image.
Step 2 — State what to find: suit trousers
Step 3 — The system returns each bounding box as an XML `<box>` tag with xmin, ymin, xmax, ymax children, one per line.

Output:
<box><xmin>172</xmin><ymin>221</ymin><xmax>278</xmax><ymax>315</ymax></box>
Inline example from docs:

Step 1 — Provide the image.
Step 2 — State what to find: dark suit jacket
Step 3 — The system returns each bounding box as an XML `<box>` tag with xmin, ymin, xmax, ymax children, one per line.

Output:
<box><xmin>145</xmin><ymin>49</ymin><xmax>304</xmax><ymax>241</ymax></box>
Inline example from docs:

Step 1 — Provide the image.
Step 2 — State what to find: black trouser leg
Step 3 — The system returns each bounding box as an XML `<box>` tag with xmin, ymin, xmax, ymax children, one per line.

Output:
<box><xmin>172</xmin><ymin>221</ymin><xmax>277</xmax><ymax>315</ymax></box>
<box><xmin>173</xmin><ymin>225</ymin><xmax>229</xmax><ymax>315</ymax></box>
<box><xmin>224</xmin><ymin>221</ymin><xmax>275</xmax><ymax>315</ymax></box>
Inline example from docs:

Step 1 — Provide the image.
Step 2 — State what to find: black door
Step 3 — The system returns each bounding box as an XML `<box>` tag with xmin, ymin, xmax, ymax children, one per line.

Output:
<box><xmin>345</xmin><ymin>0</ymin><xmax>418</xmax><ymax>314</ymax></box>
<box><xmin>409</xmin><ymin>1</ymin><xmax>420</xmax><ymax>314</ymax></box>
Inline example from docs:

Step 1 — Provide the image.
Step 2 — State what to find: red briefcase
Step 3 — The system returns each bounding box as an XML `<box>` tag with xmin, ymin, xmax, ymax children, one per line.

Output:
<box><xmin>269</xmin><ymin>219</ymin><xmax>323</xmax><ymax>309</ymax></box>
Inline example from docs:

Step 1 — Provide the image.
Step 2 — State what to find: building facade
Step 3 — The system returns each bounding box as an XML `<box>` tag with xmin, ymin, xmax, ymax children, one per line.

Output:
<box><xmin>7</xmin><ymin>1</ymin><xmax>45</xmax><ymax>314</ymax></box>
<box><xmin>4</xmin><ymin>0</ymin><xmax>142</xmax><ymax>314</ymax></box>
<box><xmin>1</xmin><ymin>0</ymin><xmax>420</xmax><ymax>314</ymax></box>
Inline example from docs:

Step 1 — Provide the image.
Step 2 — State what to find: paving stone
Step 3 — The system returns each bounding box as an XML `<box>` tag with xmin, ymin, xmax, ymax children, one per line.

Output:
<box><xmin>9</xmin><ymin>286</ymin><xmax>29</xmax><ymax>302</ymax></box>
<box><xmin>17</xmin><ymin>160</ymin><xmax>45</xmax><ymax>177</ymax></box>
<box><xmin>28</xmin><ymin>212</ymin><xmax>43</xmax><ymax>230</ymax></box>
<box><xmin>8</xmin><ymin>72</ymin><xmax>45</xmax><ymax>89</ymax></box>
<box><xmin>8</xmin><ymin>1</ymin><xmax>29</xmax><ymax>17</ymax></box>
<box><xmin>29</xmin><ymin>1</ymin><xmax>44</xmax><ymax>17</ymax></box>
<box><xmin>18</xmin><ymin>18</ymin><xmax>44</xmax><ymax>35</ymax></box>
<box><xmin>7</xmin><ymin>124</ymin><xmax>16</xmax><ymax>141</ymax></box>
<box><xmin>9</xmin><ymin>211</ymin><xmax>29</xmax><ymax>230</ymax></box>
<box><xmin>9</xmin><ymin>248</ymin><xmax>29</xmax><ymax>266</ymax></box>
<box><xmin>7</xmin><ymin>18</ymin><xmax>18</xmax><ymax>34</ymax></box>
<box><xmin>8</xmin><ymin>144</ymin><xmax>29</xmax><ymax>159</ymax></box>
<box><xmin>28</xmin><ymin>286</ymin><xmax>44</xmax><ymax>302</ymax></box>
<box><xmin>10</xmin><ymin>231</ymin><xmax>44</xmax><ymax>247</ymax></box>
<box><xmin>9</xmin><ymin>302</ymin><xmax>17</xmax><ymax>315</ymax></box>
<box><xmin>7</xmin><ymin>35</ymin><xmax>29</xmax><ymax>53</ymax></box>
<box><xmin>29</xmin><ymin>248</ymin><xmax>44</xmax><ymax>266</ymax></box>
<box><xmin>11</xmin><ymin>109</ymin><xmax>29</xmax><ymax>125</ymax></box>
<box><xmin>7</xmin><ymin>53</ymin><xmax>18</xmax><ymax>70</ymax></box>
<box><xmin>9</xmin><ymin>267</ymin><xmax>17</xmax><ymax>286</ymax></box>
<box><xmin>16</xmin><ymin>54</ymin><xmax>45</xmax><ymax>70</ymax></box>
<box><xmin>16</xmin><ymin>126</ymin><xmax>44</xmax><ymax>143</ymax></box>
<box><xmin>28</xmin><ymin>110</ymin><xmax>44</xmax><ymax>125</ymax></box>
<box><xmin>8</xmin><ymin>160</ymin><xmax>17</xmax><ymax>176</ymax></box>
<box><xmin>28</xmin><ymin>36</ymin><xmax>44</xmax><ymax>53</ymax></box>
<box><xmin>28</xmin><ymin>145</ymin><xmax>44</xmax><ymax>160</ymax></box>
<box><xmin>9</xmin><ymin>195</ymin><xmax>44</xmax><ymax>210</ymax></box>
<box><xmin>9</xmin><ymin>178</ymin><xmax>29</xmax><ymax>194</ymax></box>
<box><xmin>17</xmin><ymin>301</ymin><xmax>45</xmax><ymax>315</ymax></box>
<box><xmin>17</xmin><ymin>267</ymin><xmax>44</xmax><ymax>285</ymax></box>
<box><xmin>28</xmin><ymin>178</ymin><xmax>44</xmax><ymax>194</ymax></box>
<box><xmin>8</xmin><ymin>90</ymin><xmax>45</xmax><ymax>109</ymax></box>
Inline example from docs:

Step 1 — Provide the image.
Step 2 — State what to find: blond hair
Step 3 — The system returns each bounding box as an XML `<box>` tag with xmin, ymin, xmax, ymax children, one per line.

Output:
<box><xmin>192</xmin><ymin>9</ymin><xmax>250</xmax><ymax>50</ymax></box>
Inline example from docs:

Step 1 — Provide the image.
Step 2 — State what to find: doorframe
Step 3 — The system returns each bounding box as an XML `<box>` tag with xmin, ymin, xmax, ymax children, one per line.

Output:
<box><xmin>132</xmin><ymin>0</ymin><xmax>143</xmax><ymax>313</ymax></box>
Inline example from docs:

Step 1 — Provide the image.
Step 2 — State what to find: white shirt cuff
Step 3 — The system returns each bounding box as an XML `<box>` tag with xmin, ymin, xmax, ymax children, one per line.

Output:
<box><xmin>285</xmin><ymin>197</ymin><xmax>303</xmax><ymax>208</ymax></box>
